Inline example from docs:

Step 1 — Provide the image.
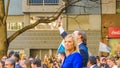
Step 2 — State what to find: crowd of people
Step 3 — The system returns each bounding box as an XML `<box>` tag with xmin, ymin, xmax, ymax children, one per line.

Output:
<box><xmin>1</xmin><ymin>51</ymin><xmax>120</xmax><ymax>68</ymax></box>
<box><xmin>0</xmin><ymin>18</ymin><xmax>120</xmax><ymax>68</ymax></box>
<box><xmin>0</xmin><ymin>51</ymin><xmax>41</xmax><ymax>68</ymax></box>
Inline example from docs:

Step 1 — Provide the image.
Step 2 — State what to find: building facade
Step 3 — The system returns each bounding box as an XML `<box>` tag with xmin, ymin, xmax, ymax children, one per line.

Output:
<box><xmin>7</xmin><ymin>0</ymin><xmax>118</xmax><ymax>60</ymax></box>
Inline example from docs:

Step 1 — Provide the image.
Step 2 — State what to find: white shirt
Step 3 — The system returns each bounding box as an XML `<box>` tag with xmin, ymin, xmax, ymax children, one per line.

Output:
<box><xmin>58</xmin><ymin>26</ymin><xmax>64</xmax><ymax>34</ymax></box>
<box><xmin>112</xmin><ymin>65</ymin><xmax>118</xmax><ymax>68</ymax></box>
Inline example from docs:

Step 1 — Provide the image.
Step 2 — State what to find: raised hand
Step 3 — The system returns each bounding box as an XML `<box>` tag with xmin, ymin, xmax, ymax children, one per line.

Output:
<box><xmin>57</xmin><ymin>17</ymin><xmax>62</xmax><ymax>27</ymax></box>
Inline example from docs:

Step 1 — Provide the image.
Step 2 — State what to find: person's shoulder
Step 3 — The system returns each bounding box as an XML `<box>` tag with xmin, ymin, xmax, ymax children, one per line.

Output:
<box><xmin>80</xmin><ymin>43</ymin><xmax>87</xmax><ymax>46</ymax></box>
<box><xmin>79</xmin><ymin>43</ymin><xmax>88</xmax><ymax>49</ymax></box>
<box><xmin>72</xmin><ymin>52</ymin><xmax>82</xmax><ymax>57</ymax></box>
<box><xmin>71</xmin><ymin>52</ymin><xmax>82</xmax><ymax>62</ymax></box>
<box><xmin>15</xmin><ymin>65</ymin><xmax>23</xmax><ymax>68</ymax></box>
<box><xmin>15</xmin><ymin>64</ymin><xmax>23</xmax><ymax>68</ymax></box>
<box><xmin>93</xmin><ymin>64</ymin><xmax>100</xmax><ymax>68</ymax></box>
<box><xmin>72</xmin><ymin>52</ymin><xmax>80</xmax><ymax>54</ymax></box>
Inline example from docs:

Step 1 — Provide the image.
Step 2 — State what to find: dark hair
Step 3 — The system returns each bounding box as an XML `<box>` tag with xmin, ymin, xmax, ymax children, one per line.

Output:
<box><xmin>96</xmin><ymin>56</ymin><xmax>100</xmax><ymax>61</ymax></box>
<box><xmin>8</xmin><ymin>51</ymin><xmax>14</xmax><ymax>57</ymax></box>
<box><xmin>89</xmin><ymin>56</ymin><xmax>97</xmax><ymax>65</ymax></box>
<box><xmin>100</xmin><ymin>63</ymin><xmax>110</xmax><ymax>68</ymax></box>
<box><xmin>13</xmin><ymin>52</ymin><xmax>20</xmax><ymax>61</ymax></box>
<box><xmin>32</xmin><ymin>58</ymin><xmax>41</xmax><ymax>67</ymax></box>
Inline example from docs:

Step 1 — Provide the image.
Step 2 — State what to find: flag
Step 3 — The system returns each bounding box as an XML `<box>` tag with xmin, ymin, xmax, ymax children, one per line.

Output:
<box><xmin>99</xmin><ymin>42</ymin><xmax>111</xmax><ymax>53</ymax></box>
<box><xmin>57</xmin><ymin>40</ymin><xmax>65</xmax><ymax>53</ymax></box>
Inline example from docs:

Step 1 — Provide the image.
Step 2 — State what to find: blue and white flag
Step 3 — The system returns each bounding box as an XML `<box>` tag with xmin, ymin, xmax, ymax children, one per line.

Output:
<box><xmin>99</xmin><ymin>42</ymin><xmax>111</xmax><ymax>53</ymax></box>
<box><xmin>58</xmin><ymin>40</ymin><xmax>65</xmax><ymax>53</ymax></box>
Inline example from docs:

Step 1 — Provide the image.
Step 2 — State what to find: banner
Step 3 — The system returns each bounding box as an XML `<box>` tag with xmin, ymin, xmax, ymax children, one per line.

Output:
<box><xmin>108</xmin><ymin>27</ymin><xmax>120</xmax><ymax>38</ymax></box>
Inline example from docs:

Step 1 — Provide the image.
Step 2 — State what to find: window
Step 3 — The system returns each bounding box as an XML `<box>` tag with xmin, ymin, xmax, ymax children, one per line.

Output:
<box><xmin>29</xmin><ymin>0</ymin><xmax>42</xmax><ymax>4</ymax></box>
<box><xmin>29</xmin><ymin>0</ymin><xmax>59</xmax><ymax>5</ymax></box>
<box><xmin>7</xmin><ymin>22</ymin><xmax>24</xmax><ymax>30</ymax></box>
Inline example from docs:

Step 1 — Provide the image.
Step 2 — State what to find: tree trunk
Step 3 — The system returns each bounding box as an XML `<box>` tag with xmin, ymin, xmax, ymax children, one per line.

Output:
<box><xmin>0</xmin><ymin>24</ymin><xmax>8</xmax><ymax>58</ymax></box>
<box><xmin>0</xmin><ymin>0</ymin><xmax>8</xmax><ymax>59</ymax></box>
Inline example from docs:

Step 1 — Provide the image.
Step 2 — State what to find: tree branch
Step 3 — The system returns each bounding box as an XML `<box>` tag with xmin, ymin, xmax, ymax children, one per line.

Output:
<box><xmin>7</xmin><ymin>0</ymin><xmax>81</xmax><ymax>44</ymax></box>
<box><xmin>48</xmin><ymin>0</ymin><xmax>81</xmax><ymax>21</ymax></box>
<box><xmin>3</xmin><ymin>0</ymin><xmax>10</xmax><ymax>24</ymax></box>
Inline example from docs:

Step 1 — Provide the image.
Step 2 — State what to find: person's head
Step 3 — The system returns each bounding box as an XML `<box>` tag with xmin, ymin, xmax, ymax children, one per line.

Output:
<box><xmin>12</xmin><ymin>52</ymin><xmax>20</xmax><ymax>62</ymax></box>
<box><xmin>106</xmin><ymin>56</ymin><xmax>116</xmax><ymax>67</ymax></box>
<box><xmin>96</xmin><ymin>56</ymin><xmax>100</xmax><ymax>62</ymax></box>
<box><xmin>8</xmin><ymin>51</ymin><xmax>14</xmax><ymax>58</ymax></box>
<box><xmin>5</xmin><ymin>58</ymin><xmax>15</xmax><ymax>68</ymax></box>
<box><xmin>29</xmin><ymin>57</ymin><xmax>34</xmax><ymax>63</ymax></box>
<box><xmin>101</xmin><ymin>57</ymin><xmax>107</xmax><ymax>64</ymax></box>
<box><xmin>31</xmin><ymin>58</ymin><xmax>41</xmax><ymax>68</ymax></box>
<box><xmin>87</xmin><ymin>56</ymin><xmax>97</xmax><ymax>68</ymax></box>
<box><xmin>24</xmin><ymin>59</ymin><xmax>31</xmax><ymax>68</ymax></box>
<box><xmin>73</xmin><ymin>29</ymin><xmax>87</xmax><ymax>45</ymax></box>
<box><xmin>1</xmin><ymin>56</ymin><xmax>7</xmax><ymax>62</ymax></box>
<box><xmin>64</xmin><ymin>34</ymin><xmax>78</xmax><ymax>53</ymax></box>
